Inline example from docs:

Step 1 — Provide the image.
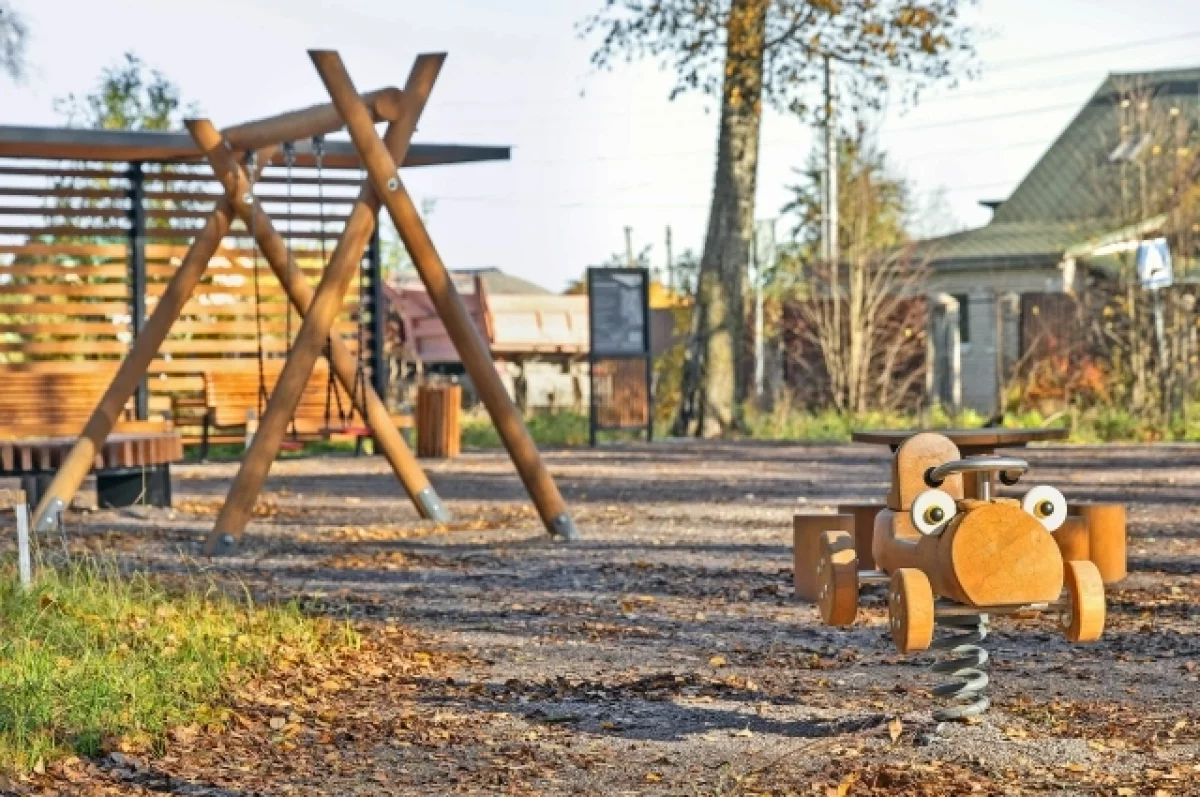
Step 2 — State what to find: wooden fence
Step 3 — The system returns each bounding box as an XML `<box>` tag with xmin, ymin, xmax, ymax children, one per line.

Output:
<box><xmin>0</xmin><ymin>156</ymin><xmax>387</xmax><ymax>443</ymax></box>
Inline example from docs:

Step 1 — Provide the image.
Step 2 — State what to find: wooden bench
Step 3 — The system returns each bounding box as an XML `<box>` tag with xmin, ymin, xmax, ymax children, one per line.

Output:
<box><xmin>0</xmin><ymin>368</ymin><xmax>181</xmax><ymax>509</ymax></box>
<box><xmin>0</xmin><ymin>368</ymin><xmax>173</xmax><ymax>438</ymax></box>
<box><xmin>196</xmin><ymin>362</ymin><xmax>412</xmax><ymax>458</ymax></box>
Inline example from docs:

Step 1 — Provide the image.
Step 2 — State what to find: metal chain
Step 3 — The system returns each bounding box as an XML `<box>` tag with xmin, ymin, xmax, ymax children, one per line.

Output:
<box><xmin>282</xmin><ymin>142</ymin><xmax>298</xmax><ymax>439</ymax></box>
<box><xmin>313</xmin><ymin>136</ymin><xmax>348</xmax><ymax>429</ymax></box>
<box><xmin>246</xmin><ymin>152</ymin><xmax>269</xmax><ymax>417</ymax></box>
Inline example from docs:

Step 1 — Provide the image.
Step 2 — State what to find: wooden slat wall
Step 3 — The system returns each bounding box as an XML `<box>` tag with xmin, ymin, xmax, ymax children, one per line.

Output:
<box><xmin>0</xmin><ymin>156</ymin><xmax>382</xmax><ymax>442</ymax></box>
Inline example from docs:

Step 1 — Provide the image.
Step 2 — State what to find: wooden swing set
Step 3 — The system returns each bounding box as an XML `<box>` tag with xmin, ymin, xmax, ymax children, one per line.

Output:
<box><xmin>30</xmin><ymin>50</ymin><xmax>579</xmax><ymax>551</ymax></box>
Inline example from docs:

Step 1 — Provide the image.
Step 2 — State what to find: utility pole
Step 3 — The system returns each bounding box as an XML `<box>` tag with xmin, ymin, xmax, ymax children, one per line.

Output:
<box><xmin>823</xmin><ymin>54</ymin><xmax>838</xmax><ymax>267</ymax></box>
<box><xmin>753</xmin><ymin>219</ymin><xmax>777</xmax><ymax>400</ymax></box>
<box><xmin>665</xmin><ymin>225</ymin><xmax>674</xmax><ymax>290</ymax></box>
<box><xmin>624</xmin><ymin>226</ymin><xmax>634</xmax><ymax>269</ymax></box>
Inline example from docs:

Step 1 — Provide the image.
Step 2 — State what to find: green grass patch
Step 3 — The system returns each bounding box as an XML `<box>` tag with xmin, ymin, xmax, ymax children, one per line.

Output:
<box><xmin>0</xmin><ymin>559</ymin><xmax>345</xmax><ymax>773</ymax></box>
<box><xmin>740</xmin><ymin>403</ymin><xmax>1000</xmax><ymax>443</ymax></box>
<box><xmin>462</xmin><ymin>410</ymin><xmax>592</xmax><ymax>449</ymax></box>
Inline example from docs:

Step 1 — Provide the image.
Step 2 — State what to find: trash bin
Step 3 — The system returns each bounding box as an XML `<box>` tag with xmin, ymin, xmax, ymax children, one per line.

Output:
<box><xmin>416</xmin><ymin>384</ymin><xmax>461</xmax><ymax>458</ymax></box>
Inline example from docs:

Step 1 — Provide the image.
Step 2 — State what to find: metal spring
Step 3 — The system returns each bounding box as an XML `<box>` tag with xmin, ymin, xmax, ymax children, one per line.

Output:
<box><xmin>930</xmin><ymin>612</ymin><xmax>990</xmax><ymax>721</ymax></box>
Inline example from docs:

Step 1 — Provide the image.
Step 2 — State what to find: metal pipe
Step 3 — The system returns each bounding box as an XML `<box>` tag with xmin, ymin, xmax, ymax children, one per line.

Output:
<box><xmin>935</xmin><ymin>600</ymin><xmax>1066</xmax><ymax>617</ymax></box>
<box><xmin>126</xmin><ymin>161</ymin><xmax>148</xmax><ymax>420</ymax></box>
<box><xmin>309</xmin><ymin>50</ymin><xmax>577</xmax><ymax>541</ymax></box>
<box><xmin>927</xmin><ymin>457</ymin><xmax>1028</xmax><ymax>487</ymax></box>
<box><xmin>220</xmin><ymin>87</ymin><xmax>406</xmax><ymax>152</ymax></box>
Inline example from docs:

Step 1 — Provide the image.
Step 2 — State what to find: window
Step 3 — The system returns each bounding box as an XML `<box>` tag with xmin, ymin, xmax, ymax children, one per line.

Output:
<box><xmin>954</xmin><ymin>294</ymin><xmax>970</xmax><ymax>344</ymax></box>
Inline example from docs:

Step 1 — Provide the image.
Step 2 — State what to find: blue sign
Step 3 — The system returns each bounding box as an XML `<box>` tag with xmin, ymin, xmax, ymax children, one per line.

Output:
<box><xmin>1136</xmin><ymin>238</ymin><xmax>1173</xmax><ymax>290</ymax></box>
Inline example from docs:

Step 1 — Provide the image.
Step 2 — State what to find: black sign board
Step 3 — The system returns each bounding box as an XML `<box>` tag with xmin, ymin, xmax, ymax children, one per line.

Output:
<box><xmin>587</xmin><ymin>267</ymin><xmax>652</xmax><ymax>445</ymax></box>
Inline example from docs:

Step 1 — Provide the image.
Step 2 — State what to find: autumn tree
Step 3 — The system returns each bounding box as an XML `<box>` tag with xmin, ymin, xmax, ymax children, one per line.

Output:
<box><xmin>0</xmin><ymin>0</ymin><xmax>28</xmax><ymax>82</ymax></box>
<box><xmin>779</xmin><ymin>128</ymin><xmax>927</xmax><ymax>413</ymax></box>
<box><xmin>54</xmin><ymin>52</ymin><xmax>195</xmax><ymax>131</ymax></box>
<box><xmin>582</xmin><ymin>0</ymin><xmax>974</xmax><ymax>436</ymax></box>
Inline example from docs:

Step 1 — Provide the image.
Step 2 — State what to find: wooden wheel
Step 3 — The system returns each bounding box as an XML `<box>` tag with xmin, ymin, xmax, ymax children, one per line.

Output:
<box><xmin>1061</xmin><ymin>560</ymin><xmax>1105</xmax><ymax>643</ymax></box>
<box><xmin>816</xmin><ymin>530</ymin><xmax>859</xmax><ymax>626</ymax></box>
<box><xmin>889</xmin><ymin>568</ymin><xmax>935</xmax><ymax>653</ymax></box>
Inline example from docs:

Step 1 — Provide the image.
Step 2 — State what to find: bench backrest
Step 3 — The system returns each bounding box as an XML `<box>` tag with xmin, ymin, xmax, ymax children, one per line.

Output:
<box><xmin>0</xmin><ymin>367</ymin><xmax>167</xmax><ymax>438</ymax></box>
<box><xmin>205</xmin><ymin>362</ymin><xmax>347</xmax><ymax>432</ymax></box>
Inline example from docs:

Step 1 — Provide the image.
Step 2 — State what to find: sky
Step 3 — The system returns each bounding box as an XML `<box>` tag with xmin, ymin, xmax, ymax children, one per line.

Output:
<box><xmin>4</xmin><ymin>0</ymin><xmax>1200</xmax><ymax>292</ymax></box>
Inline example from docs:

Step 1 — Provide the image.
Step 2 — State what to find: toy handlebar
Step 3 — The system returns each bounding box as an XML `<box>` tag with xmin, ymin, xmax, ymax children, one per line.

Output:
<box><xmin>925</xmin><ymin>456</ymin><xmax>1029</xmax><ymax>488</ymax></box>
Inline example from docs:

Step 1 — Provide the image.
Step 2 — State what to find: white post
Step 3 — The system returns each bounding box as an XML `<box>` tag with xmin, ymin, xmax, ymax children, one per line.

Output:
<box><xmin>16</xmin><ymin>502</ymin><xmax>32</xmax><ymax>589</ymax></box>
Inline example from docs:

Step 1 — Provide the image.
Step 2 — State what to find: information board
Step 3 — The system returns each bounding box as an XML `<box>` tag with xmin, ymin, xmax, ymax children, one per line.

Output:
<box><xmin>589</xmin><ymin>269</ymin><xmax>649</xmax><ymax>356</ymax></box>
<box><xmin>587</xmin><ymin>267</ymin><xmax>652</xmax><ymax>445</ymax></box>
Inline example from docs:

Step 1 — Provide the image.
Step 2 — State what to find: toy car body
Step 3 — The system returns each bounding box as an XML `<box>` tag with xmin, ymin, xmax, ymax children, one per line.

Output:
<box><xmin>807</xmin><ymin>432</ymin><xmax>1107</xmax><ymax>653</ymax></box>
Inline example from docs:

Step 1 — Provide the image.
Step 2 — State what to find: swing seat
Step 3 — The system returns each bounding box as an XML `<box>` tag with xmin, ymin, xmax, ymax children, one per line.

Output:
<box><xmin>321</xmin><ymin>424</ymin><xmax>373</xmax><ymax>438</ymax></box>
<box><xmin>279</xmin><ymin>439</ymin><xmax>305</xmax><ymax>452</ymax></box>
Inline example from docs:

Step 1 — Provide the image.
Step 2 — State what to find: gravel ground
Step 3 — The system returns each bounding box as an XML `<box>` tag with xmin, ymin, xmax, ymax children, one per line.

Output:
<box><xmin>10</xmin><ymin>440</ymin><xmax>1200</xmax><ymax>795</ymax></box>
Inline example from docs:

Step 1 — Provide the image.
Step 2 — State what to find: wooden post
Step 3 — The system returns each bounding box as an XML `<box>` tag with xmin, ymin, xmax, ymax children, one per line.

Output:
<box><xmin>310</xmin><ymin>50</ymin><xmax>577</xmax><ymax>540</ymax></box>
<box><xmin>200</xmin><ymin>56</ymin><xmax>446</xmax><ymax>555</ymax></box>
<box><xmin>29</xmin><ymin>152</ymin><xmax>273</xmax><ymax>533</ymax></box>
<box><xmin>417</xmin><ymin>384</ymin><xmax>462</xmax><ymax>458</ymax></box>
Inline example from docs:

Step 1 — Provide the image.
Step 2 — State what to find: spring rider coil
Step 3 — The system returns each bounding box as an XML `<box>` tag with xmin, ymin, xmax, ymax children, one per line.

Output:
<box><xmin>804</xmin><ymin>432</ymin><xmax>1109</xmax><ymax>721</ymax></box>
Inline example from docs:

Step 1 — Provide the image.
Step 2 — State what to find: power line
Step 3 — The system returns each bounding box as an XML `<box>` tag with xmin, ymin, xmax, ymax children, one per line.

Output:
<box><xmin>423</xmin><ymin>31</ymin><xmax>1200</xmax><ymax>117</ymax></box>
<box><xmin>883</xmin><ymin>101</ymin><xmax>1078</xmax><ymax>133</ymax></box>
<box><xmin>986</xmin><ymin>30</ymin><xmax>1200</xmax><ymax>72</ymax></box>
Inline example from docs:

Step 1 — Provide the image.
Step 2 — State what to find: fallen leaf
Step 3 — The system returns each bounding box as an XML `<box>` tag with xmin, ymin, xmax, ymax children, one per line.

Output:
<box><xmin>888</xmin><ymin>717</ymin><xmax>903</xmax><ymax>743</ymax></box>
<box><xmin>709</xmin><ymin>655</ymin><xmax>727</xmax><ymax>668</ymax></box>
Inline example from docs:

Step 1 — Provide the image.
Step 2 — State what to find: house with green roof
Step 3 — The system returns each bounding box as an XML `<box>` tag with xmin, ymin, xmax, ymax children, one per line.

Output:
<box><xmin>919</xmin><ymin>66</ymin><xmax>1200</xmax><ymax>414</ymax></box>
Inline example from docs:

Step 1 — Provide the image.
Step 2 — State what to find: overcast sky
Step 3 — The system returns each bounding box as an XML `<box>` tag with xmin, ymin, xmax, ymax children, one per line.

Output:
<box><xmin>4</xmin><ymin>0</ymin><xmax>1199</xmax><ymax>291</ymax></box>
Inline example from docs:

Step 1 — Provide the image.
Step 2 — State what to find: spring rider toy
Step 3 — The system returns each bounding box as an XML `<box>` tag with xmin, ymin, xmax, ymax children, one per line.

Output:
<box><xmin>795</xmin><ymin>432</ymin><xmax>1118</xmax><ymax>720</ymax></box>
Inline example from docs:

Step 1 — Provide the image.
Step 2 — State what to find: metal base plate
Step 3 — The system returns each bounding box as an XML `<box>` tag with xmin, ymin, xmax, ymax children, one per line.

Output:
<box><xmin>549</xmin><ymin>512</ymin><xmax>579</xmax><ymax>541</ymax></box>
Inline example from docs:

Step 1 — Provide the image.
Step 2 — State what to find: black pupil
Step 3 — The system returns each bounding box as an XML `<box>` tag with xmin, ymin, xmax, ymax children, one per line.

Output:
<box><xmin>1039</xmin><ymin>500</ymin><xmax>1055</xmax><ymax>517</ymax></box>
<box><xmin>928</xmin><ymin>506</ymin><xmax>944</xmax><ymax>523</ymax></box>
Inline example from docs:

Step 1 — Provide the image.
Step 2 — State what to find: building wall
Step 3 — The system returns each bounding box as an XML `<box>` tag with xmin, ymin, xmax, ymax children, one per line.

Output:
<box><xmin>926</xmin><ymin>266</ymin><xmax>1060</xmax><ymax>415</ymax></box>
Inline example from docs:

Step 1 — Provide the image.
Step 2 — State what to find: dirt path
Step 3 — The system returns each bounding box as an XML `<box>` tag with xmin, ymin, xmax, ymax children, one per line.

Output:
<box><xmin>17</xmin><ymin>441</ymin><xmax>1200</xmax><ymax>795</ymax></box>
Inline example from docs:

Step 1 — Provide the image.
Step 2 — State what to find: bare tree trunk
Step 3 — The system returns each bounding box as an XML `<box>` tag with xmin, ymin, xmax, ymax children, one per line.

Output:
<box><xmin>677</xmin><ymin>0</ymin><xmax>766</xmax><ymax>437</ymax></box>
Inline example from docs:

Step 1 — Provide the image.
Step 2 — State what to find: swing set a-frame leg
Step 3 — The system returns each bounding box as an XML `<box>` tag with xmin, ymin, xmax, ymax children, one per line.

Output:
<box><xmin>28</xmin><ymin>87</ymin><xmax>442</xmax><ymax>536</ymax></box>
<box><xmin>198</xmin><ymin>54</ymin><xmax>446</xmax><ymax>555</ymax></box>
<box><xmin>29</xmin><ymin>152</ymin><xmax>275</xmax><ymax>533</ymax></box>
<box><xmin>312</xmin><ymin>50</ymin><xmax>578</xmax><ymax>541</ymax></box>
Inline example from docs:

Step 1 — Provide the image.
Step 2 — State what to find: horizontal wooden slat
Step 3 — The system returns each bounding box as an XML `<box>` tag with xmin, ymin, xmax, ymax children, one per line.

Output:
<box><xmin>0</xmin><ymin>321</ymin><xmax>129</xmax><ymax>336</ymax></box>
<box><xmin>0</xmin><ymin>187</ymin><xmax>128</xmax><ymax>200</ymax></box>
<box><xmin>0</xmin><ymin>301</ymin><xmax>129</xmax><ymax>315</ymax></box>
<box><xmin>0</xmin><ymin>243</ymin><xmax>127</xmax><ymax>257</ymax></box>
<box><xmin>0</xmin><ymin>206</ymin><xmax>126</xmax><ymax>219</ymax></box>
<box><xmin>0</xmin><ymin>225</ymin><xmax>203</xmax><ymax>238</ymax></box>
<box><xmin>1</xmin><ymin>283</ymin><xmax>129</xmax><ymax>298</ymax></box>
<box><xmin>142</xmin><ymin>190</ymin><xmax>358</xmax><ymax>206</ymax></box>
<box><xmin>0</xmin><ymin>166</ymin><xmax>129</xmax><ymax>180</ymax></box>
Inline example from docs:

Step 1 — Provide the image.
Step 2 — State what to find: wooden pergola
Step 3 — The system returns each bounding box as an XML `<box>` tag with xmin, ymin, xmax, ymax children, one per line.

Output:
<box><xmin>0</xmin><ymin>124</ymin><xmax>508</xmax><ymax>423</ymax></box>
<box><xmin>2</xmin><ymin>51</ymin><xmax>578</xmax><ymax>549</ymax></box>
